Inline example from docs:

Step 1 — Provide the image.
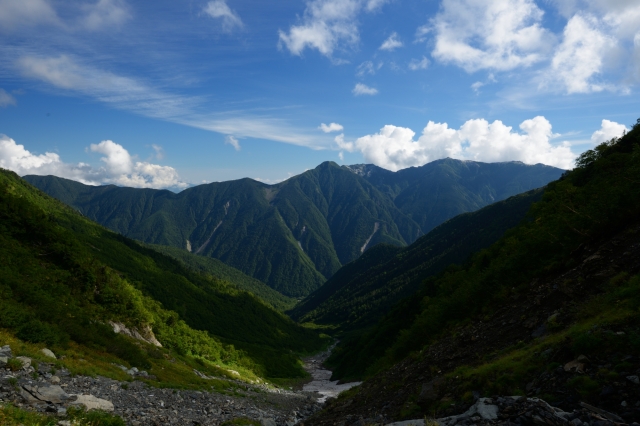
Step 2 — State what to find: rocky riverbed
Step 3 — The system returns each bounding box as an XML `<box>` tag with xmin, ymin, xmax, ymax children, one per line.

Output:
<box><xmin>302</xmin><ymin>346</ymin><xmax>362</xmax><ymax>403</ymax></box>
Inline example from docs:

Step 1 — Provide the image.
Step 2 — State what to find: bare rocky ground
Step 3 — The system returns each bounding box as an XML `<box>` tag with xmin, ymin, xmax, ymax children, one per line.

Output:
<box><xmin>0</xmin><ymin>345</ymin><xmax>323</xmax><ymax>425</ymax></box>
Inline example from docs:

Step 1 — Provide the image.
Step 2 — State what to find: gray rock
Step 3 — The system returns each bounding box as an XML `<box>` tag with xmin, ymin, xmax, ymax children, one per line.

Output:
<box><xmin>22</xmin><ymin>384</ymin><xmax>74</xmax><ymax>404</ymax></box>
<box><xmin>470</xmin><ymin>398</ymin><xmax>499</xmax><ymax>420</ymax></box>
<box><xmin>0</xmin><ymin>356</ymin><xmax>8</xmax><ymax>368</ymax></box>
<box><xmin>0</xmin><ymin>345</ymin><xmax>11</xmax><ymax>357</ymax></box>
<box><xmin>41</xmin><ymin>348</ymin><xmax>57</xmax><ymax>359</ymax></box>
<box><xmin>16</xmin><ymin>356</ymin><xmax>31</xmax><ymax>369</ymax></box>
<box><xmin>50</xmin><ymin>375</ymin><xmax>61</xmax><ymax>384</ymax></box>
<box><xmin>627</xmin><ymin>375</ymin><xmax>640</xmax><ymax>385</ymax></box>
<box><xmin>70</xmin><ymin>394</ymin><xmax>115</xmax><ymax>412</ymax></box>
<box><xmin>261</xmin><ymin>417</ymin><xmax>277</xmax><ymax>426</ymax></box>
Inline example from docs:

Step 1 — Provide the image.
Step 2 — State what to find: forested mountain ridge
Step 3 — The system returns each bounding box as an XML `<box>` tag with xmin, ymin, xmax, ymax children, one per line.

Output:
<box><xmin>290</xmin><ymin>188</ymin><xmax>544</xmax><ymax>333</ymax></box>
<box><xmin>0</xmin><ymin>169</ymin><xmax>327</xmax><ymax>380</ymax></box>
<box><xmin>25</xmin><ymin>159</ymin><xmax>563</xmax><ymax>297</ymax></box>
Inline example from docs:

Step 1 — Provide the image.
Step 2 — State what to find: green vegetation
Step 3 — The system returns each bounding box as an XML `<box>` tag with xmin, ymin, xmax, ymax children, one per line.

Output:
<box><xmin>0</xmin><ymin>403</ymin><xmax>125</xmax><ymax>425</ymax></box>
<box><xmin>25</xmin><ymin>159</ymin><xmax>562</xmax><ymax>297</ymax></box>
<box><xmin>147</xmin><ymin>243</ymin><xmax>296</xmax><ymax>311</ymax></box>
<box><xmin>326</xmin><ymin>119</ymin><xmax>640</xmax><ymax>381</ymax></box>
<box><xmin>0</xmin><ymin>169</ymin><xmax>328</xmax><ymax>380</ymax></box>
<box><xmin>291</xmin><ymin>189</ymin><xmax>542</xmax><ymax>334</ymax></box>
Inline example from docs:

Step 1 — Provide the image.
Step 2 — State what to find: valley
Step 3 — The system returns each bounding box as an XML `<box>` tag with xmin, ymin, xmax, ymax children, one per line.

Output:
<box><xmin>2</xmin><ymin>125</ymin><xmax>640</xmax><ymax>426</ymax></box>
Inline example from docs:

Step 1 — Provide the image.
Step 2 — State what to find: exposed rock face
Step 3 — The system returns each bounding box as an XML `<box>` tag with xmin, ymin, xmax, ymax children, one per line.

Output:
<box><xmin>109</xmin><ymin>321</ymin><xmax>162</xmax><ymax>347</ymax></box>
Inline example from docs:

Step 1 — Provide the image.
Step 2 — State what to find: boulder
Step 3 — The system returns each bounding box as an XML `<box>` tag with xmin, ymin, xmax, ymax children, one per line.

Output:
<box><xmin>16</xmin><ymin>356</ymin><xmax>31</xmax><ymax>369</ymax></box>
<box><xmin>0</xmin><ymin>356</ymin><xmax>8</xmax><ymax>368</ymax></box>
<box><xmin>70</xmin><ymin>394</ymin><xmax>115</xmax><ymax>412</ymax></box>
<box><xmin>0</xmin><ymin>345</ymin><xmax>11</xmax><ymax>357</ymax></box>
<box><xmin>50</xmin><ymin>375</ymin><xmax>61</xmax><ymax>384</ymax></box>
<box><xmin>627</xmin><ymin>375</ymin><xmax>640</xmax><ymax>385</ymax></box>
<box><xmin>22</xmin><ymin>384</ymin><xmax>74</xmax><ymax>404</ymax></box>
<box><xmin>41</xmin><ymin>348</ymin><xmax>57</xmax><ymax>359</ymax></box>
<box><xmin>260</xmin><ymin>417</ymin><xmax>277</xmax><ymax>426</ymax></box>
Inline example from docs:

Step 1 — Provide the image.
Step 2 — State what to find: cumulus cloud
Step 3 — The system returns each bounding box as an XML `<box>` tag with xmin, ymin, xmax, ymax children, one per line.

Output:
<box><xmin>408</xmin><ymin>56</ymin><xmax>429</xmax><ymax>71</ymax></box>
<box><xmin>430</xmin><ymin>0</ymin><xmax>554</xmax><ymax>72</ymax></box>
<box><xmin>0</xmin><ymin>135</ymin><xmax>186</xmax><ymax>189</ymax></box>
<box><xmin>546</xmin><ymin>14</ymin><xmax>617</xmax><ymax>94</ymax></box>
<box><xmin>319</xmin><ymin>122</ymin><xmax>344</xmax><ymax>133</ymax></box>
<box><xmin>278</xmin><ymin>0</ymin><xmax>361</xmax><ymax>57</ymax></box>
<box><xmin>225</xmin><ymin>135</ymin><xmax>241</xmax><ymax>150</ymax></box>
<box><xmin>278</xmin><ymin>0</ymin><xmax>389</xmax><ymax>58</ymax></box>
<box><xmin>352</xmin><ymin>83</ymin><xmax>378</xmax><ymax>96</ymax></box>
<box><xmin>81</xmin><ymin>0</ymin><xmax>131</xmax><ymax>31</ymax></box>
<box><xmin>339</xmin><ymin>116</ymin><xmax>577</xmax><ymax>171</ymax></box>
<box><xmin>590</xmin><ymin>119</ymin><xmax>628</xmax><ymax>145</ymax></box>
<box><xmin>379</xmin><ymin>32</ymin><xmax>403</xmax><ymax>51</ymax></box>
<box><xmin>203</xmin><ymin>0</ymin><xmax>243</xmax><ymax>32</ymax></box>
<box><xmin>0</xmin><ymin>89</ymin><xmax>17</xmax><ymax>107</ymax></box>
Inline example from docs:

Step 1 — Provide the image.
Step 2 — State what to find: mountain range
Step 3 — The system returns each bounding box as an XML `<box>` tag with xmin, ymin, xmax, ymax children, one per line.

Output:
<box><xmin>25</xmin><ymin>158</ymin><xmax>563</xmax><ymax>297</ymax></box>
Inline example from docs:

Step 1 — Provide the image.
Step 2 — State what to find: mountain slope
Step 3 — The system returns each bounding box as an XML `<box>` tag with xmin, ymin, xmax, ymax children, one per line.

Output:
<box><xmin>346</xmin><ymin>159</ymin><xmax>563</xmax><ymax>234</ymax></box>
<box><xmin>313</xmin><ymin>118</ymin><xmax>640</xmax><ymax>404</ymax></box>
<box><xmin>146</xmin><ymin>243</ymin><xmax>297</xmax><ymax>311</ymax></box>
<box><xmin>290</xmin><ymin>188</ymin><xmax>544</xmax><ymax>334</ymax></box>
<box><xmin>25</xmin><ymin>159</ymin><xmax>562</xmax><ymax>297</ymax></box>
<box><xmin>0</xmin><ymin>169</ymin><xmax>327</xmax><ymax>379</ymax></box>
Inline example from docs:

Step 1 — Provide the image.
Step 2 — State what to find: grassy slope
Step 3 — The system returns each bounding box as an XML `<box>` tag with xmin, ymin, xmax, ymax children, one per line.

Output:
<box><xmin>291</xmin><ymin>189</ymin><xmax>543</xmax><ymax>335</ymax></box>
<box><xmin>145</xmin><ymin>244</ymin><xmax>297</xmax><ymax>311</ymax></box>
<box><xmin>0</xmin><ymin>170</ymin><xmax>328</xmax><ymax>379</ymax></box>
<box><xmin>325</xmin><ymin>119</ymin><xmax>640</xmax><ymax>382</ymax></box>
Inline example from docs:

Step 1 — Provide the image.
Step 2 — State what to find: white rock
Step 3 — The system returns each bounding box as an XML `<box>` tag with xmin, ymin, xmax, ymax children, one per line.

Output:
<box><xmin>70</xmin><ymin>394</ymin><xmax>115</xmax><ymax>412</ymax></box>
<box><xmin>16</xmin><ymin>356</ymin><xmax>31</xmax><ymax>369</ymax></box>
<box><xmin>41</xmin><ymin>348</ymin><xmax>57</xmax><ymax>359</ymax></box>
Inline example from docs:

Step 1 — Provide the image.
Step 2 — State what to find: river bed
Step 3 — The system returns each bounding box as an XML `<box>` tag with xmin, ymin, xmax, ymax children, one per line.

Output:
<box><xmin>301</xmin><ymin>346</ymin><xmax>362</xmax><ymax>403</ymax></box>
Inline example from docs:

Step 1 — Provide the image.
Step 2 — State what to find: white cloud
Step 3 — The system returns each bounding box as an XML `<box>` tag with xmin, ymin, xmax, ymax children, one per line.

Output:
<box><xmin>0</xmin><ymin>135</ymin><xmax>186</xmax><ymax>189</ymax></box>
<box><xmin>0</xmin><ymin>89</ymin><xmax>16</xmax><ymax>107</ymax></box>
<box><xmin>379</xmin><ymin>32</ymin><xmax>403</xmax><ymax>51</ymax></box>
<box><xmin>278</xmin><ymin>0</ymin><xmax>361</xmax><ymax>57</ymax></box>
<box><xmin>319</xmin><ymin>122</ymin><xmax>344</xmax><ymax>133</ymax></box>
<box><xmin>430</xmin><ymin>0</ymin><xmax>554</xmax><ymax>72</ymax></box>
<box><xmin>341</xmin><ymin>116</ymin><xmax>577</xmax><ymax>171</ymax></box>
<box><xmin>81</xmin><ymin>0</ymin><xmax>131</xmax><ymax>31</ymax></box>
<box><xmin>590</xmin><ymin>119</ymin><xmax>628</xmax><ymax>145</ymax></box>
<box><xmin>203</xmin><ymin>0</ymin><xmax>243</xmax><ymax>32</ymax></box>
<box><xmin>225</xmin><ymin>135</ymin><xmax>241</xmax><ymax>150</ymax></box>
<box><xmin>408</xmin><ymin>56</ymin><xmax>429</xmax><ymax>71</ymax></box>
<box><xmin>546</xmin><ymin>14</ymin><xmax>617</xmax><ymax>94</ymax></box>
<box><xmin>364</xmin><ymin>0</ymin><xmax>389</xmax><ymax>12</ymax></box>
<box><xmin>352</xmin><ymin>83</ymin><xmax>378</xmax><ymax>96</ymax></box>
<box><xmin>0</xmin><ymin>0</ymin><xmax>61</xmax><ymax>31</ymax></box>
<box><xmin>471</xmin><ymin>81</ymin><xmax>484</xmax><ymax>93</ymax></box>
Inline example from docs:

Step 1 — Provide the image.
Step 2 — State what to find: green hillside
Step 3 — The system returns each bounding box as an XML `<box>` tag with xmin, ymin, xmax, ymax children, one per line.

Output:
<box><xmin>0</xmin><ymin>169</ymin><xmax>328</xmax><ymax>379</ymax></box>
<box><xmin>25</xmin><ymin>159</ymin><xmax>562</xmax><ymax>297</ymax></box>
<box><xmin>325</xmin><ymin>119</ymin><xmax>640</xmax><ymax>382</ymax></box>
<box><xmin>291</xmin><ymin>188</ymin><xmax>543</xmax><ymax>333</ymax></box>
<box><xmin>146</xmin><ymin>243</ymin><xmax>297</xmax><ymax>311</ymax></box>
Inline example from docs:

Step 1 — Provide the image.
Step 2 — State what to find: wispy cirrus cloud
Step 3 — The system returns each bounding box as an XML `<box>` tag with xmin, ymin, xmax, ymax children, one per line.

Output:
<box><xmin>0</xmin><ymin>88</ymin><xmax>17</xmax><ymax>107</ymax></box>
<box><xmin>203</xmin><ymin>0</ymin><xmax>244</xmax><ymax>32</ymax></box>
<box><xmin>379</xmin><ymin>32</ymin><xmax>403</xmax><ymax>51</ymax></box>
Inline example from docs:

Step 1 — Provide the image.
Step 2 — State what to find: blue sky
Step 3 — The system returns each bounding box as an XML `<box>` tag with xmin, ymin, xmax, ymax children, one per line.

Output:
<box><xmin>0</xmin><ymin>0</ymin><xmax>639</xmax><ymax>189</ymax></box>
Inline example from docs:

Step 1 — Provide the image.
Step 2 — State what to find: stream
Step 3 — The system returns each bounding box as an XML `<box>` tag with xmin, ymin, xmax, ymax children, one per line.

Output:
<box><xmin>301</xmin><ymin>345</ymin><xmax>362</xmax><ymax>403</ymax></box>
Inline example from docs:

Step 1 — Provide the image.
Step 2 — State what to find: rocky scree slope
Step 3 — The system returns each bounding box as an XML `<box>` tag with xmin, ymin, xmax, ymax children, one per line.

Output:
<box><xmin>25</xmin><ymin>159</ymin><xmax>562</xmax><ymax>297</ymax></box>
<box><xmin>0</xmin><ymin>345</ymin><xmax>323</xmax><ymax>426</ymax></box>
